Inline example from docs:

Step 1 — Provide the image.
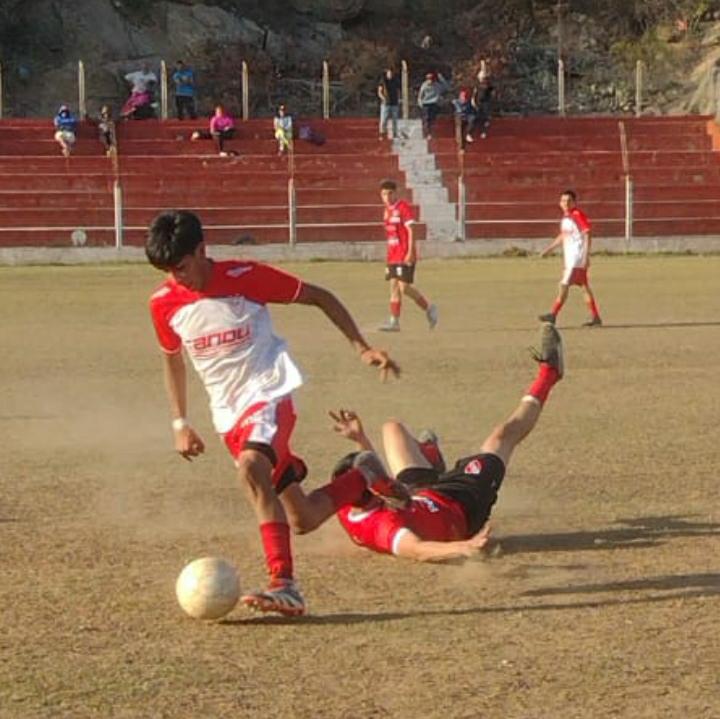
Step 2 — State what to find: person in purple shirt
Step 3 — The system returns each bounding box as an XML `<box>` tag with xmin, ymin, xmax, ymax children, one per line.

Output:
<box><xmin>191</xmin><ymin>104</ymin><xmax>236</xmax><ymax>156</ymax></box>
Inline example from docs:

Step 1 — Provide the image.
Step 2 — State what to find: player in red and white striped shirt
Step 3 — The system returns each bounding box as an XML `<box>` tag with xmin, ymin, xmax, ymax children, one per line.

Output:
<box><xmin>146</xmin><ymin>210</ymin><xmax>401</xmax><ymax>616</ymax></box>
<box><xmin>539</xmin><ymin>190</ymin><xmax>602</xmax><ymax>327</ymax></box>
<box><xmin>327</xmin><ymin>322</ymin><xmax>564</xmax><ymax>562</ymax></box>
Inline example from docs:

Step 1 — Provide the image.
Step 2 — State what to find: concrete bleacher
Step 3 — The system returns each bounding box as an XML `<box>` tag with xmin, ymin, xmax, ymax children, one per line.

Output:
<box><xmin>2</xmin><ymin>114</ymin><xmax>720</xmax><ymax>249</ymax></box>
<box><xmin>434</xmin><ymin>115</ymin><xmax>720</xmax><ymax>241</ymax></box>
<box><xmin>0</xmin><ymin>117</ymin><xmax>420</xmax><ymax>247</ymax></box>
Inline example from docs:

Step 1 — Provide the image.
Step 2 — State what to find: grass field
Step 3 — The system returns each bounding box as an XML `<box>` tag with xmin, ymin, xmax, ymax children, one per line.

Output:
<box><xmin>1</xmin><ymin>255</ymin><xmax>719</xmax><ymax>719</ymax></box>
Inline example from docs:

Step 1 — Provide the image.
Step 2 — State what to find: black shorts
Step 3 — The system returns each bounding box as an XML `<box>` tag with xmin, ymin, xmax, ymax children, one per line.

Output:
<box><xmin>385</xmin><ymin>263</ymin><xmax>415</xmax><ymax>284</ymax></box>
<box><xmin>396</xmin><ymin>453</ymin><xmax>506</xmax><ymax>535</ymax></box>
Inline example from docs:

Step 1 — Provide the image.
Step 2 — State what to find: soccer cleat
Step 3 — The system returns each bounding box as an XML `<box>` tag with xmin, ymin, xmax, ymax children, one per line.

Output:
<box><xmin>426</xmin><ymin>304</ymin><xmax>438</xmax><ymax>329</ymax></box>
<box><xmin>538</xmin><ymin>312</ymin><xmax>556</xmax><ymax>324</ymax></box>
<box><xmin>417</xmin><ymin>429</ymin><xmax>447</xmax><ymax>474</ymax></box>
<box><xmin>530</xmin><ymin>322</ymin><xmax>564</xmax><ymax>378</ymax></box>
<box><xmin>379</xmin><ymin>317</ymin><xmax>400</xmax><ymax>332</ymax></box>
<box><xmin>353</xmin><ymin>451</ymin><xmax>410</xmax><ymax>509</ymax></box>
<box><xmin>583</xmin><ymin>316</ymin><xmax>603</xmax><ymax>327</ymax></box>
<box><xmin>240</xmin><ymin>579</ymin><xmax>306</xmax><ymax>617</ymax></box>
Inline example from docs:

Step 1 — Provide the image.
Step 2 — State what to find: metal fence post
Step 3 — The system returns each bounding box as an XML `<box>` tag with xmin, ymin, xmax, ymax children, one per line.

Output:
<box><xmin>558</xmin><ymin>58</ymin><xmax>565</xmax><ymax>117</ymax></box>
<box><xmin>322</xmin><ymin>61</ymin><xmax>330</xmax><ymax>119</ymax></box>
<box><xmin>635</xmin><ymin>60</ymin><xmax>643</xmax><ymax>118</ymax></box>
<box><xmin>401</xmin><ymin>60</ymin><xmax>409</xmax><ymax>121</ymax></box>
<box><xmin>242</xmin><ymin>61</ymin><xmax>249</xmax><ymax>120</ymax></box>
<box><xmin>624</xmin><ymin>174</ymin><xmax>633</xmax><ymax>252</ymax></box>
<box><xmin>160</xmin><ymin>60</ymin><xmax>168</xmax><ymax>120</ymax></box>
<box><xmin>288</xmin><ymin>177</ymin><xmax>297</xmax><ymax>246</ymax></box>
<box><xmin>113</xmin><ymin>181</ymin><xmax>124</xmax><ymax>249</ymax></box>
<box><xmin>457</xmin><ymin>174</ymin><xmax>466</xmax><ymax>241</ymax></box>
<box><xmin>78</xmin><ymin>60</ymin><xmax>86</xmax><ymax>118</ymax></box>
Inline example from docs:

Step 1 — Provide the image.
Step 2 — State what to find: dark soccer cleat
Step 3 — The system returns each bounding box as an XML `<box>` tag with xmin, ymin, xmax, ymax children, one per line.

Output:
<box><xmin>417</xmin><ymin>429</ymin><xmax>447</xmax><ymax>474</ymax></box>
<box><xmin>537</xmin><ymin>312</ymin><xmax>556</xmax><ymax>324</ymax></box>
<box><xmin>240</xmin><ymin>579</ymin><xmax>306</xmax><ymax>617</ymax></box>
<box><xmin>531</xmin><ymin>322</ymin><xmax>564</xmax><ymax>378</ymax></box>
<box><xmin>582</xmin><ymin>316</ymin><xmax>603</xmax><ymax>327</ymax></box>
<box><xmin>353</xmin><ymin>451</ymin><xmax>410</xmax><ymax>509</ymax></box>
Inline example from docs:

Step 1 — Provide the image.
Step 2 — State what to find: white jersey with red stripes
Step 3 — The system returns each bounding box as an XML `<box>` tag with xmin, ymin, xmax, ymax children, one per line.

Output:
<box><xmin>149</xmin><ymin>260</ymin><xmax>304</xmax><ymax>433</ymax></box>
<box><xmin>560</xmin><ymin>207</ymin><xmax>592</xmax><ymax>269</ymax></box>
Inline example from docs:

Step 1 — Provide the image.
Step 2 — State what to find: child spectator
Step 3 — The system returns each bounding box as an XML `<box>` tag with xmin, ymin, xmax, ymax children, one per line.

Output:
<box><xmin>53</xmin><ymin>105</ymin><xmax>78</xmax><ymax>157</ymax></box>
<box><xmin>96</xmin><ymin>105</ymin><xmax>116</xmax><ymax>155</ymax></box>
<box><xmin>191</xmin><ymin>104</ymin><xmax>236</xmax><ymax>156</ymax></box>
<box><xmin>273</xmin><ymin>104</ymin><xmax>293</xmax><ymax>155</ymax></box>
<box><xmin>452</xmin><ymin>88</ymin><xmax>478</xmax><ymax>146</ymax></box>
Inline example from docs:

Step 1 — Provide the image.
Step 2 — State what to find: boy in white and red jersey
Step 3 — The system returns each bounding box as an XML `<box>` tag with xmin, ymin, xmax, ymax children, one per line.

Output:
<box><xmin>326</xmin><ymin>323</ymin><xmax>564</xmax><ymax>562</ymax></box>
<box><xmin>539</xmin><ymin>189</ymin><xmax>602</xmax><ymax>327</ymax></box>
<box><xmin>379</xmin><ymin>179</ymin><xmax>438</xmax><ymax>332</ymax></box>
<box><xmin>146</xmin><ymin>210</ymin><xmax>402</xmax><ymax>616</ymax></box>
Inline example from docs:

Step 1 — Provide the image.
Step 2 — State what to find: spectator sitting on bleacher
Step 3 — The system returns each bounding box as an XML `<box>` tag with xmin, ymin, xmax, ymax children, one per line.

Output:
<box><xmin>96</xmin><ymin>105</ymin><xmax>116</xmax><ymax>156</ymax></box>
<box><xmin>121</xmin><ymin>63</ymin><xmax>157</xmax><ymax>120</ymax></box>
<box><xmin>273</xmin><ymin>104</ymin><xmax>293</xmax><ymax>155</ymax></box>
<box><xmin>452</xmin><ymin>88</ymin><xmax>478</xmax><ymax>146</ymax></box>
<box><xmin>191</xmin><ymin>104</ymin><xmax>236</xmax><ymax>157</ymax></box>
<box><xmin>53</xmin><ymin>105</ymin><xmax>78</xmax><ymax>158</ymax></box>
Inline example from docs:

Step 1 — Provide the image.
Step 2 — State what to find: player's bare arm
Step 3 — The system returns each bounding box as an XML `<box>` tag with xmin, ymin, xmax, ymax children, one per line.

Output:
<box><xmin>294</xmin><ymin>283</ymin><xmax>401</xmax><ymax>380</ymax></box>
<box><xmin>540</xmin><ymin>234</ymin><xmax>563</xmax><ymax>257</ymax></box>
<box><xmin>403</xmin><ymin>223</ymin><xmax>416</xmax><ymax>264</ymax></box>
<box><xmin>328</xmin><ymin>408</ymin><xmax>375</xmax><ymax>451</ymax></box>
<box><xmin>162</xmin><ymin>351</ymin><xmax>206</xmax><ymax>461</ymax></box>
<box><xmin>394</xmin><ymin>524</ymin><xmax>492</xmax><ymax>563</ymax></box>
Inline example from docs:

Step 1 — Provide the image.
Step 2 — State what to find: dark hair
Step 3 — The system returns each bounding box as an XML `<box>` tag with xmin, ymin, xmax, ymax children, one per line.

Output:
<box><xmin>380</xmin><ymin>179</ymin><xmax>397</xmax><ymax>191</ymax></box>
<box><xmin>145</xmin><ymin>210</ymin><xmax>204</xmax><ymax>269</ymax></box>
<box><xmin>562</xmin><ymin>189</ymin><xmax>577</xmax><ymax>201</ymax></box>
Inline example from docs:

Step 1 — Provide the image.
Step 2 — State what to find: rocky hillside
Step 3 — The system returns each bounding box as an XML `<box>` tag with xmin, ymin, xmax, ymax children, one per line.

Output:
<box><xmin>1</xmin><ymin>0</ymin><xmax>720</xmax><ymax>119</ymax></box>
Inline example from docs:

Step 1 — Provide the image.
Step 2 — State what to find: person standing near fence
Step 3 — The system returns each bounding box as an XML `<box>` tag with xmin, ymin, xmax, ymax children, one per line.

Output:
<box><xmin>538</xmin><ymin>190</ymin><xmax>603</xmax><ymax>327</ymax></box>
<box><xmin>417</xmin><ymin>71</ymin><xmax>449</xmax><ymax>140</ymax></box>
<box><xmin>172</xmin><ymin>60</ymin><xmax>197</xmax><ymax>120</ymax></box>
<box><xmin>378</xmin><ymin>67</ymin><xmax>401</xmax><ymax>141</ymax></box>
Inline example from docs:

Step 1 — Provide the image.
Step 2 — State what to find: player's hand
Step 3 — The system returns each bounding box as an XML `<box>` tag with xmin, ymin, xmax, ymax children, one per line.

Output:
<box><xmin>360</xmin><ymin>347</ymin><xmax>401</xmax><ymax>382</ymax></box>
<box><xmin>462</xmin><ymin>524</ymin><xmax>492</xmax><ymax>556</ymax></box>
<box><xmin>174</xmin><ymin>426</ymin><xmax>206</xmax><ymax>462</ymax></box>
<box><xmin>329</xmin><ymin>409</ymin><xmax>366</xmax><ymax>443</ymax></box>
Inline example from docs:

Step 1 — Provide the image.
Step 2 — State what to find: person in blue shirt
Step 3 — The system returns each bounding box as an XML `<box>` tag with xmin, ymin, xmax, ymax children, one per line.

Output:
<box><xmin>172</xmin><ymin>60</ymin><xmax>197</xmax><ymax>120</ymax></box>
<box><xmin>53</xmin><ymin>105</ymin><xmax>78</xmax><ymax>157</ymax></box>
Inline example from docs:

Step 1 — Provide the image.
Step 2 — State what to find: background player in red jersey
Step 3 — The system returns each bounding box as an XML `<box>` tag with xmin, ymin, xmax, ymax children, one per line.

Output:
<box><xmin>326</xmin><ymin>322</ymin><xmax>564</xmax><ymax>562</ymax></box>
<box><xmin>378</xmin><ymin>179</ymin><xmax>438</xmax><ymax>332</ymax></box>
<box><xmin>538</xmin><ymin>189</ymin><xmax>602</xmax><ymax>327</ymax></box>
<box><xmin>146</xmin><ymin>210</ymin><xmax>401</xmax><ymax>616</ymax></box>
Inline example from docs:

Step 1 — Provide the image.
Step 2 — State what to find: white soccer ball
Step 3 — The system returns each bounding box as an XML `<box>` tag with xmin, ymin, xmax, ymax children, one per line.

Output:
<box><xmin>175</xmin><ymin>557</ymin><xmax>240</xmax><ymax>620</ymax></box>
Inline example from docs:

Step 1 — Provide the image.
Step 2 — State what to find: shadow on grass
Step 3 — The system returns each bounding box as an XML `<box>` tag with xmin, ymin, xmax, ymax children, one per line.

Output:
<box><xmin>562</xmin><ymin>320</ymin><xmax>720</xmax><ymax>331</ymax></box>
<box><xmin>496</xmin><ymin>514</ymin><xmax>720</xmax><ymax>555</ymax></box>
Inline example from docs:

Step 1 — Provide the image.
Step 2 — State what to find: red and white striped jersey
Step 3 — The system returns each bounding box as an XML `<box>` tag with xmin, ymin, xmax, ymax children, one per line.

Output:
<box><xmin>149</xmin><ymin>260</ymin><xmax>304</xmax><ymax>433</ymax></box>
<box><xmin>561</xmin><ymin>207</ymin><xmax>592</xmax><ymax>269</ymax></box>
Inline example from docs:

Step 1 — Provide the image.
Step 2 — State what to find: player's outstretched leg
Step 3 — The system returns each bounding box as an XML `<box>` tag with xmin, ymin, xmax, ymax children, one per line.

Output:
<box><xmin>481</xmin><ymin>322</ymin><xmax>563</xmax><ymax>466</ymax></box>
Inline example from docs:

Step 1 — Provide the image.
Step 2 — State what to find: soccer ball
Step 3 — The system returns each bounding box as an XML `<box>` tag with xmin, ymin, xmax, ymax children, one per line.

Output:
<box><xmin>175</xmin><ymin>557</ymin><xmax>240</xmax><ymax>620</ymax></box>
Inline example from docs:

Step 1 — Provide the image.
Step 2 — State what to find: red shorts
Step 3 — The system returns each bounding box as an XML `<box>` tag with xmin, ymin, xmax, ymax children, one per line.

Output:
<box><xmin>561</xmin><ymin>267</ymin><xmax>588</xmax><ymax>286</ymax></box>
<box><xmin>223</xmin><ymin>396</ymin><xmax>306</xmax><ymax>493</ymax></box>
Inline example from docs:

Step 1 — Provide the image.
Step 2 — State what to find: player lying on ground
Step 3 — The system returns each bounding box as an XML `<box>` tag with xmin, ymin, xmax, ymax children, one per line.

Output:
<box><xmin>146</xmin><ymin>210</ymin><xmax>400</xmax><ymax>616</ymax></box>
<box><xmin>325</xmin><ymin>322</ymin><xmax>564</xmax><ymax>562</ymax></box>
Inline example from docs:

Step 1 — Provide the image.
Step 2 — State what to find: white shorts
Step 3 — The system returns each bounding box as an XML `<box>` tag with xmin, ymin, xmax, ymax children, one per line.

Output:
<box><xmin>54</xmin><ymin>130</ymin><xmax>76</xmax><ymax>145</ymax></box>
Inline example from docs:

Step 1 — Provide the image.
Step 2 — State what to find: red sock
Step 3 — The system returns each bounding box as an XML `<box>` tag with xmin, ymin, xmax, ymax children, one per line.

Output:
<box><xmin>588</xmin><ymin>297</ymin><xmax>600</xmax><ymax>318</ymax></box>
<box><xmin>390</xmin><ymin>300</ymin><xmax>401</xmax><ymax>318</ymax></box>
<box><xmin>526</xmin><ymin>363</ymin><xmax>559</xmax><ymax>404</ymax></box>
<box><xmin>551</xmin><ymin>299</ymin><xmax>563</xmax><ymax>316</ymax></box>
<box><xmin>259</xmin><ymin>522</ymin><xmax>293</xmax><ymax>582</ymax></box>
<box><xmin>415</xmin><ymin>294</ymin><xmax>429</xmax><ymax>311</ymax></box>
<box><xmin>320</xmin><ymin>468</ymin><xmax>368</xmax><ymax>508</ymax></box>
